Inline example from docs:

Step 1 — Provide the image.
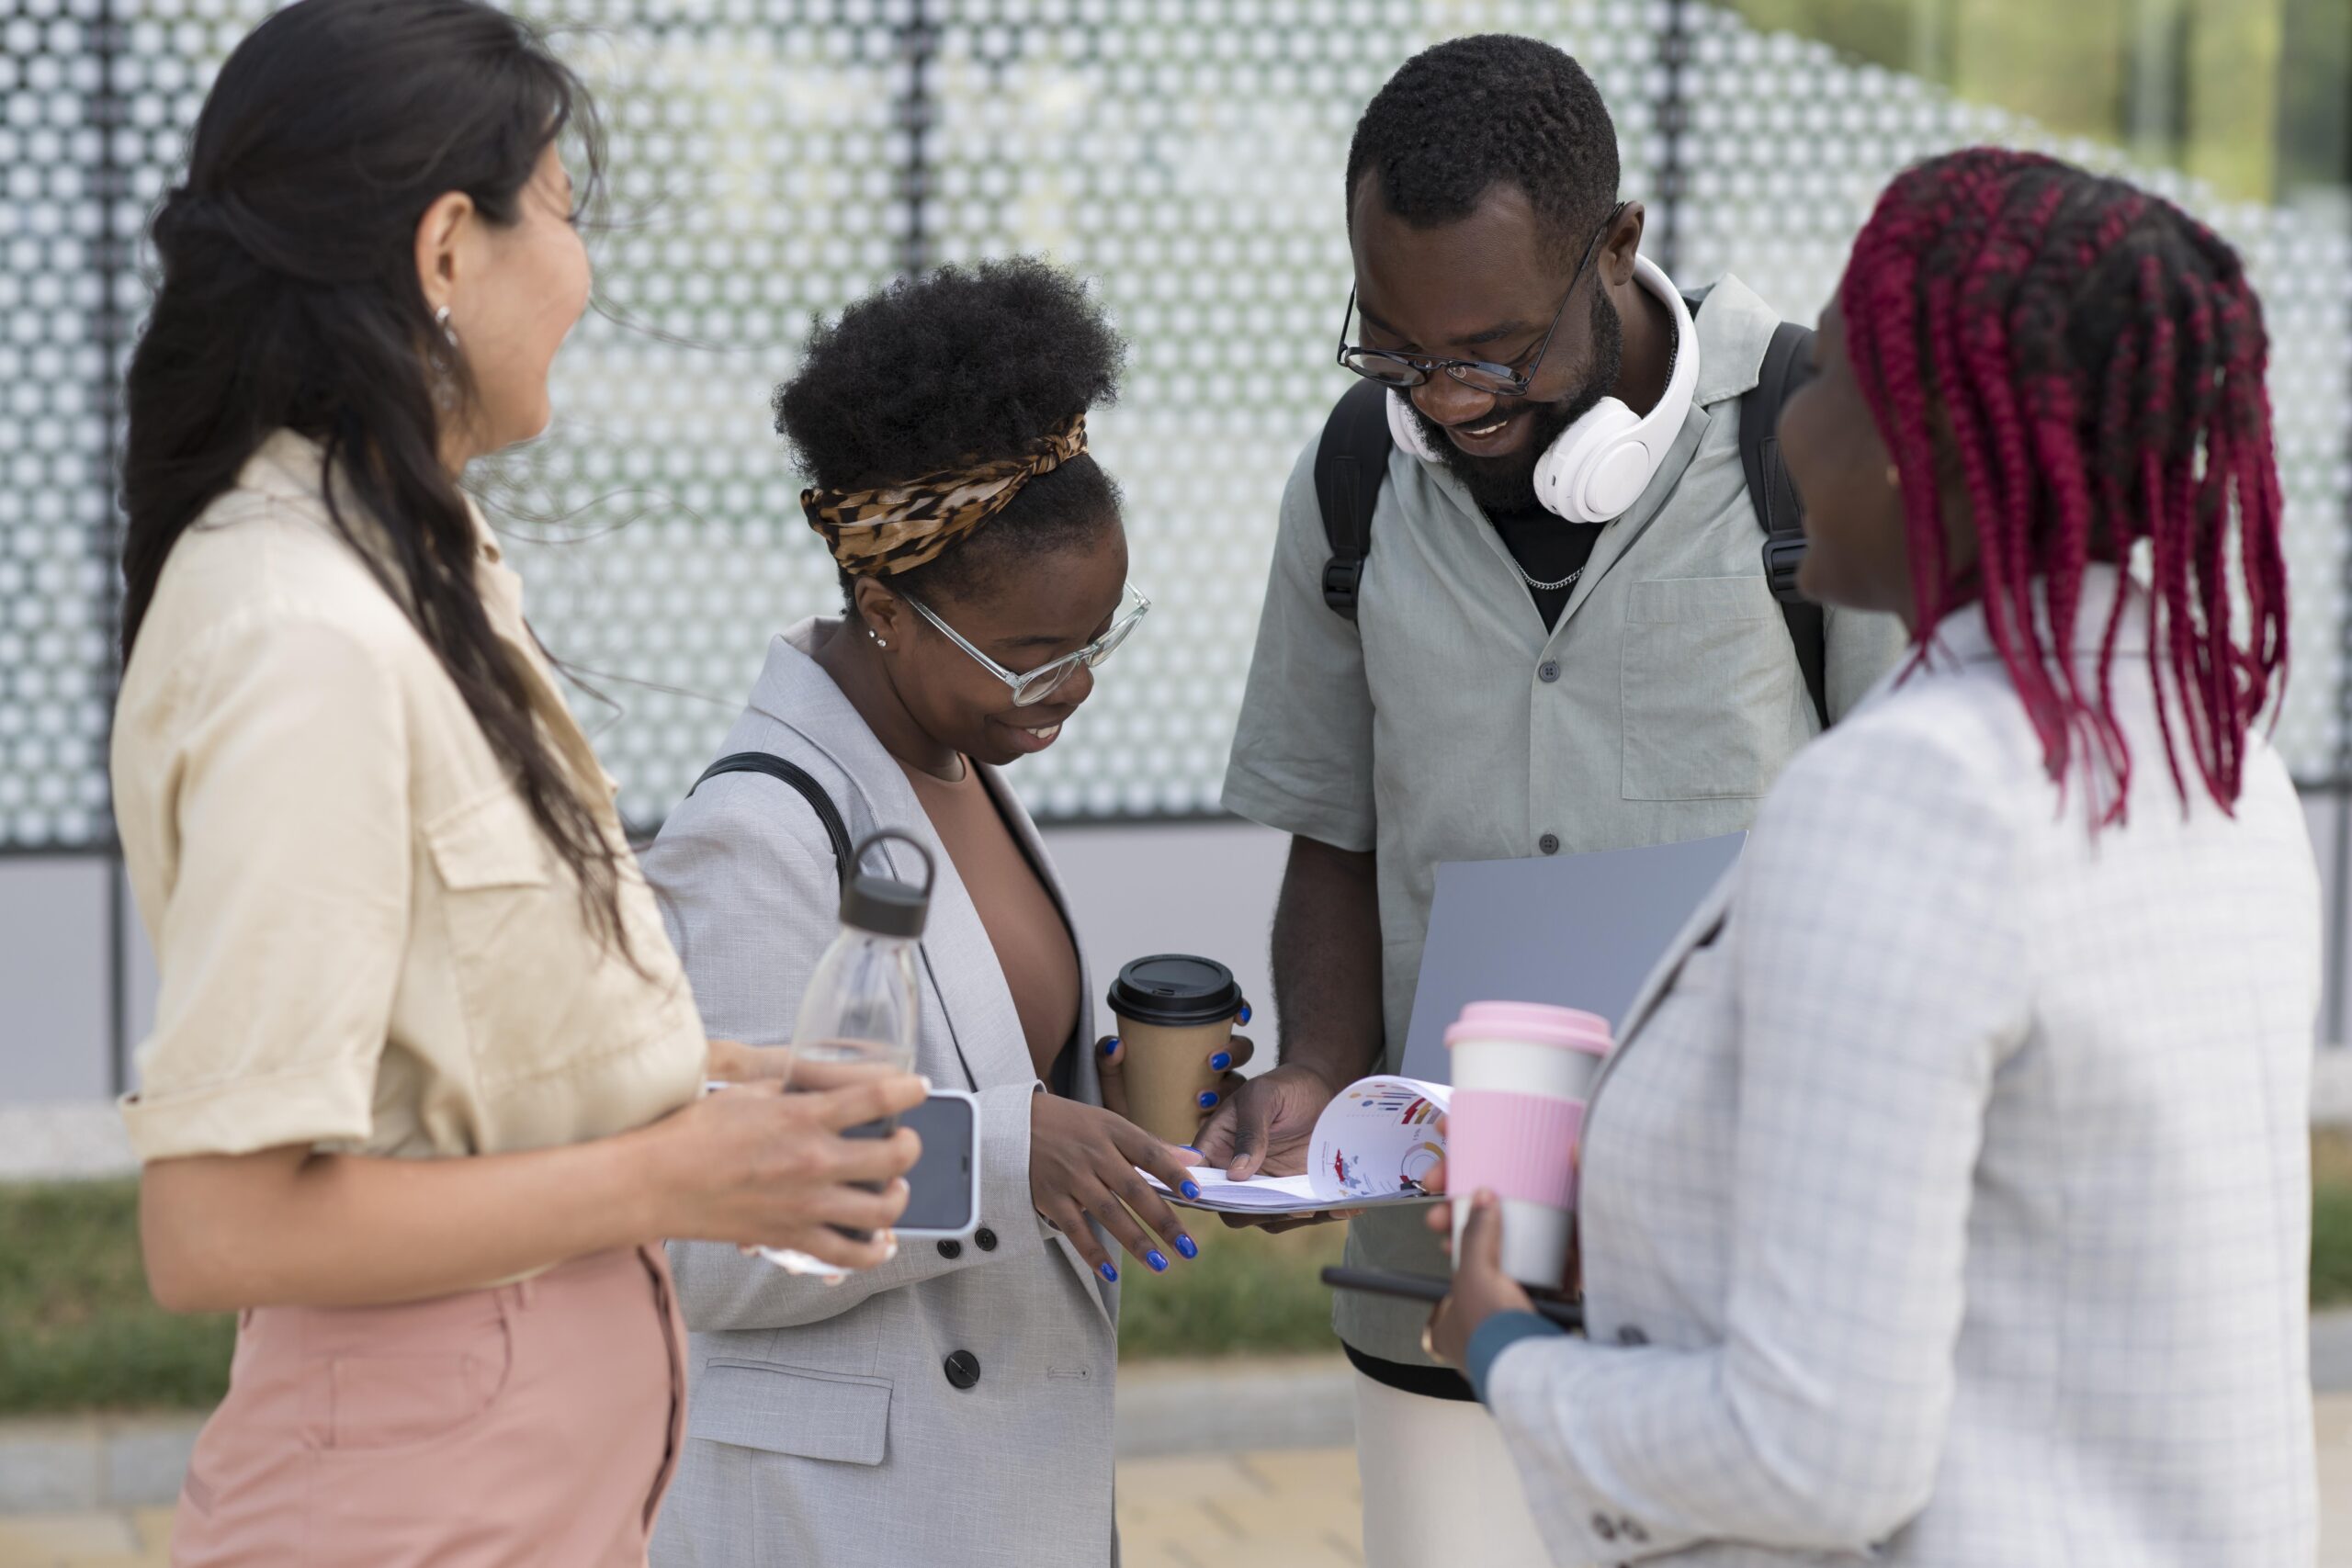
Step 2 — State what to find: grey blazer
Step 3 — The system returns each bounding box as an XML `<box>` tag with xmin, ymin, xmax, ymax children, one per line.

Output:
<box><xmin>643</xmin><ymin>622</ymin><xmax>1120</xmax><ymax>1568</ymax></box>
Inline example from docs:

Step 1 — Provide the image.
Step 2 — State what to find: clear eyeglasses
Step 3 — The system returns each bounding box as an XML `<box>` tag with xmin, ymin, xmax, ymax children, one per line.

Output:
<box><xmin>899</xmin><ymin>581</ymin><xmax>1151</xmax><ymax>707</ymax></box>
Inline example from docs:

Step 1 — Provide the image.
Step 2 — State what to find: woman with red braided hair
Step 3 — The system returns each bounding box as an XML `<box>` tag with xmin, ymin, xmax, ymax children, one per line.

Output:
<box><xmin>1424</xmin><ymin>147</ymin><xmax>2320</xmax><ymax>1565</ymax></box>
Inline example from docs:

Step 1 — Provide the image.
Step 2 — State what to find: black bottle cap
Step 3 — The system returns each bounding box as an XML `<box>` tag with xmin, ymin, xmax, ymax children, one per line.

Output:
<box><xmin>841</xmin><ymin>830</ymin><xmax>933</xmax><ymax>940</ymax></box>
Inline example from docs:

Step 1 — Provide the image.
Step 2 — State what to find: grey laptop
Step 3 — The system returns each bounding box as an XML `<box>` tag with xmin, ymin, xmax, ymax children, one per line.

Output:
<box><xmin>1398</xmin><ymin>832</ymin><xmax>1746</xmax><ymax>1085</ymax></box>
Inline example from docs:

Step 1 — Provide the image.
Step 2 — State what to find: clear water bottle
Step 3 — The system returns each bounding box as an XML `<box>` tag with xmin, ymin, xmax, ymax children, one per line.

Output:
<box><xmin>761</xmin><ymin>830</ymin><xmax>934</xmax><ymax>1280</ymax></box>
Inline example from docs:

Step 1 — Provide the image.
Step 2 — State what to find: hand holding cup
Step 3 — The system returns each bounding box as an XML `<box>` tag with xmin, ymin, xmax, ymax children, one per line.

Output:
<box><xmin>1441</xmin><ymin>1002</ymin><xmax>1611</xmax><ymax>1291</ymax></box>
<box><xmin>1102</xmin><ymin>955</ymin><xmax>1252</xmax><ymax>1145</ymax></box>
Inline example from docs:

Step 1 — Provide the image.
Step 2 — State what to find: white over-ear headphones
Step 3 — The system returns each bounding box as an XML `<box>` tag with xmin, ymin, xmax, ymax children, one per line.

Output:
<box><xmin>1386</xmin><ymin>254</ymin><xmax>1702</xmax><ymax>525</ymax></box>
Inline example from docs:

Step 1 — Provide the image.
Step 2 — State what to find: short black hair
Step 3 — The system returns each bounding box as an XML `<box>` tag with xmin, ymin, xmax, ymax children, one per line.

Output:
<box><xmin>775</xmin><ymin>255</ymin><xmax>1126</xmax><ymax>610</ymax></box>
<box><xmin>1346</xmin><ymin>35</ymin><xmax>1621</xmax><ymax>260</ymax></box>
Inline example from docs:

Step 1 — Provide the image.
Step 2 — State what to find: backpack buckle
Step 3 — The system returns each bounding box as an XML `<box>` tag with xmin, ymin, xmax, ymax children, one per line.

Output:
<box><xmin>1760</xmin><ymin>535</ymin><xmax>1809</xmax><ymax>605</ymax></box>
<box><xmin>1322</xmin><ymin>558</ymin><xmax>1363</xmax><ymax>621</ymax></box>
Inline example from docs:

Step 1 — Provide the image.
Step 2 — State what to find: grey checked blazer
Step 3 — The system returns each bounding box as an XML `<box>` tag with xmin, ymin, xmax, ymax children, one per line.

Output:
<box><xmin>1484</xmin><ymin>569</ymin><xmax>2321</xmax><ymax>1565</ymax></box>
<box><xmin>643</xmin><ymin>622</ymin><xmax>1120</xmax><ymax>1568</ymax></box>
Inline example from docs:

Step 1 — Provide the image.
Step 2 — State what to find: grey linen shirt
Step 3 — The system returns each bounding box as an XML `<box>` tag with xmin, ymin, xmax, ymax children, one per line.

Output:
<box><xmin>1220</xmin><ymin>272</ymin><xmax>1908</xmax><ymax>1366</ymax></box>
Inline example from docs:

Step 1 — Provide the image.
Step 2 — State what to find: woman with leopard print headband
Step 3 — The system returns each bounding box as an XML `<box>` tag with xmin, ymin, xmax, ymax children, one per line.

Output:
<box><xmin>644</xmin><ymin>258</ymin><xmax>1241</xmax><ymax>1568</ymax></box>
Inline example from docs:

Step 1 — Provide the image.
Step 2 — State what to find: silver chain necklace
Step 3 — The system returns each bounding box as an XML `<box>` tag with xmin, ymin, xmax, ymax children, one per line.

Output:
<box><xmin>1512</xmin><ymin>561</ymin><xmax>1583</xmax><ymax>593</ymax></box>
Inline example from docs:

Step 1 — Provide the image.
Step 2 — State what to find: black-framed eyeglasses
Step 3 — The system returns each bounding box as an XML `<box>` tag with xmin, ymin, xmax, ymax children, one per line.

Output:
<box><xmin>1336</xmin><ymin>202</ymin><xmax>1627</xmax><ymax>398</ymax></box>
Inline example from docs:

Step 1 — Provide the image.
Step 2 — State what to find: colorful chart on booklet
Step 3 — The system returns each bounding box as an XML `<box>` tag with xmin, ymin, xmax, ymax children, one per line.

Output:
<box><xmin>1142</xmin><ymin>1076</ymin><xmax>1450</xmax><ymax>1213</ymax></box>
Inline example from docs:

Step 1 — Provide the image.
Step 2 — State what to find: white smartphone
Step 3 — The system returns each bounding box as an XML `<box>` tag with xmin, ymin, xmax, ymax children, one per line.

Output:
<box><xmin>894</xmin><ymin>1088</ymin><xmax>981</xmax><ymax>1239</ymax></box>
<box><xmin>702</xmin><ymin>1078</ymin><xmax>981</xmax><ymax>1242</ymax></box>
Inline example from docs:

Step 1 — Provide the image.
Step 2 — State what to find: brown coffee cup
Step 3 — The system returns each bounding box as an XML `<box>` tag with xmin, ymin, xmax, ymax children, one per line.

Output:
<box><xmin>1107</xmin><ymin>954</ymin><xmax>1248</xmax><ymax>1146</ymax></box>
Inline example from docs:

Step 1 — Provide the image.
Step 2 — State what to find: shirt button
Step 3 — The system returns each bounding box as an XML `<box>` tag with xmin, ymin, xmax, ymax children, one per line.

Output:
<box><xmin>1623</xmin><ymin>1519</ymin><xmax>1650</xmax><ymax>1543</ymax></box>
<box><xmin>1539</xmin><ymin>833</ymin><xmax>1561</xmax><ymax>855</ymax></box>
<box><xmin>975</xmin><ymin>1227</ymin><xmax>999</xmax><ymax>1252</ymax></box>
<box><xmin>1591</xmin><ymin>1514</ymin><xmax>1618</xmax><ymax>1541</ymax></box>
<box><xmin>935</xmin><ymin>1239</ymin><xmax>963</xmax><ymax>1259</ymax></box>
<box><xmin>1616</xmin><ymin>1325</ymin><xmax>1648</xmax><ymax>1347</ymax></box>
<box><xmin>1538</xmin><ymin>660</ymin><xmax>1561</xmax><ymax>682</ymax></box>
<box><xmin>944</xmin><ymin>1350</ymin><xmax>981</xmax><ymax>1390</ymax></box>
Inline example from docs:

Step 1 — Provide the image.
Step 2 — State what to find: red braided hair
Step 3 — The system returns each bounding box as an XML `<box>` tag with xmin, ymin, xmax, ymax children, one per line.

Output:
<box><xmin>1840</xmin><ymin>147</ymin><xmax>2288</xmax><ymax>818</ymax></box>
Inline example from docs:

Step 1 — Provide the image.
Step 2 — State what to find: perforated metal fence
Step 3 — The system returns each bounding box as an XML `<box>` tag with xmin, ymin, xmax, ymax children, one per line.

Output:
<box><xmin>2</xmin><ymin>0</ymin><xmax>2346</xmax><ymax>853</ymax></box>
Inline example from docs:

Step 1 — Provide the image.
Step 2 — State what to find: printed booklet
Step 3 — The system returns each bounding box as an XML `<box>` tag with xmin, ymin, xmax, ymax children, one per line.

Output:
<box><xmin>1142</xmin><ymin>1076</ymin><xmax>1449</xmax><ymax>1214</ymax></box>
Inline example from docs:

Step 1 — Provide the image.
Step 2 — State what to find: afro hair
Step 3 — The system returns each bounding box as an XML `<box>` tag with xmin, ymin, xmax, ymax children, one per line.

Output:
<box><xmin>776</xmin><ymin>257</ymin><xmax>1127</xmax><ymax>609</ymax></box>
<box><xmin>1346</xmin><ymin>35</ymin><xmax>1621</xmax><ymax>261</ymax></box>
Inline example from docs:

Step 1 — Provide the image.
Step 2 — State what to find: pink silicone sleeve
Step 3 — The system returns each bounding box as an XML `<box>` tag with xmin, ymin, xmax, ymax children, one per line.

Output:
<box><xmin>1446</xmin><ymin>1089</ymin><xmax>1585</xmax><ymax>1211</ymax></box>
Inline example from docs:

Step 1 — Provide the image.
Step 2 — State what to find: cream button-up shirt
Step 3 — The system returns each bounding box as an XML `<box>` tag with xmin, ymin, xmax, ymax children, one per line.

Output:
<box><xmin>112</xmin><ymin>431</ymin><xmax>705</xmax><ymax>1162</ymax></box>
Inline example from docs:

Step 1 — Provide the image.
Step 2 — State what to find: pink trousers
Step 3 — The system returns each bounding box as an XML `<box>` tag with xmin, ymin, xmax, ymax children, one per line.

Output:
<box><xmin>171</xmin><ymin>1246</ymin><xmax>685</xmax><ymax>1568</ymax></box>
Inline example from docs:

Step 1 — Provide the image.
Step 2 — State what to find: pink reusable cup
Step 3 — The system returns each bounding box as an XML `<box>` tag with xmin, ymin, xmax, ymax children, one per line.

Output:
<box><xmin>1443</xmin><ymin>1001</ymin><xmax>1614</xmax><ymax>1290</ymax></box>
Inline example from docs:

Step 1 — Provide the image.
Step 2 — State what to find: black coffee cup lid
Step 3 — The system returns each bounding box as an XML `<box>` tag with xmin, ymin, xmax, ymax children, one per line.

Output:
<box><xmin>1108</xmin><ymin>954</ymin><xmax>1244</xmax><ymax>1028</ymax></box>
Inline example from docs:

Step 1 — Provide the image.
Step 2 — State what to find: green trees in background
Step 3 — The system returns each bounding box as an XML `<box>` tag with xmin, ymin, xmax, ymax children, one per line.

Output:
<box><xmin>1728</xmin><ymin>0</ymin><xmax>2352</xmax><ymax>206</ymax></box>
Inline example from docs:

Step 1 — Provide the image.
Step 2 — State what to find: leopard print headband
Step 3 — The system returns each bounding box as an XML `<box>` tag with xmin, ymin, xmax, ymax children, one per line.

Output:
<box><xmin>802</xmin><ymin>413</ymin><xmax>1090</xmax><ymax>578</ymax></box>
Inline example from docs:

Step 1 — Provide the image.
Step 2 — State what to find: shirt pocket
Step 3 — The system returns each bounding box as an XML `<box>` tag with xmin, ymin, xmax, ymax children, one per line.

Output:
<box><xmin>423</xmin><ymin>786</ymin><xmax>576</xmax><ymax>1090</ymax></box>
<box><xmin>1620</xmin><ymin>575</ymin><xmax>1802</xmax><ymax>802</ymax></box>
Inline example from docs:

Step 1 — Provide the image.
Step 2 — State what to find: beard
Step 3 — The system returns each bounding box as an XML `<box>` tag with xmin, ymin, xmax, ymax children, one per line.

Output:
<box><xmin>1411</xmin><ymin>283</ymin><xmax>1625</xmax><ymax>515</ymax></box>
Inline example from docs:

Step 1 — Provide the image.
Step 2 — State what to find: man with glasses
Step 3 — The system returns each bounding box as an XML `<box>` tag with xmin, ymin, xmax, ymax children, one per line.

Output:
<box><xmin>1204</xmin><ymin>35</ymin><xmax>1905</xmax><ymax>1565</ymax></box>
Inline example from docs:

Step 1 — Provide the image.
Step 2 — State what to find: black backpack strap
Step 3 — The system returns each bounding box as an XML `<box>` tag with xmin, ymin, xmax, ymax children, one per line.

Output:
<box><xmin>689</xmin><ymin>751</ymin><xmax>854</xmax><ymax>886</ymax></box>
<box><xmin>1314</xmin><ymin>378</ymin><xmax>1396</xmax><ymax>622</ymax></box>
<box><xmin>1740</xmin><ymin>318</ymin><xmax>1830</xmax><ymax>729</ymax></box>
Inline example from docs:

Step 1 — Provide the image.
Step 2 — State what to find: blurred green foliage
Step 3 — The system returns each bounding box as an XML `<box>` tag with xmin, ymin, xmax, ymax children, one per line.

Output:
<box><xmin>0</xmin><ymin>1181</ymin><xmax>233</xmax><ymax>1414</ymax></box>
<box><xmin>1728</xmin><ymin>0</ymin><xmax>2351</xmax><ymax>204</ymax></box>
<box><xmin>2</xmin><ymin>1153</ymin><xmax>2344</xmax><ymax>1412</ymax></box>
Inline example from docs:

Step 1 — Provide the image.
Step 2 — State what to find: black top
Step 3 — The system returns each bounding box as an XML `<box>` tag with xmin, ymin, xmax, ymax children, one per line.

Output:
<box><xmin>1345</xmin><ymin>1342</ymin><xmax>1476</xmax><ymax>1402</ymax></box>
<box><xmin>1488</xmin><ymin>502</ymin><xmax>1605</xmax><ymax>632</ymax></box>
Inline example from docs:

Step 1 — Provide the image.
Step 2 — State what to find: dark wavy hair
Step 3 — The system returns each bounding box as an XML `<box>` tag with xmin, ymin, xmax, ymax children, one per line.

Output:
<box><xmin>775</xmin><ymin>256</ymin><xmax>1126</xmax><ymax>612</ymax></box>
<box><xmin>120</xmin><ymin>0</ymin><xmax>637</xmax><ymax>952</ymax></box>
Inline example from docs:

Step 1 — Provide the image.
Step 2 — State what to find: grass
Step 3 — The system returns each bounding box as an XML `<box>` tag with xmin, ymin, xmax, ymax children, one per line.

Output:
<box><xmin>2</xmin><ymin>1140</ymin><xmax>2346</xmax><ymax>1413</ymax></box>
<box><xmin>0</xmin><ymin>1181</ymin><xmax>234</xmax><ymax>1415</ymax></box>
<box><xmin>2315</xmin><ymin>1130</ymin><xmax>2352</xmax><ymax>1309</ymax></box>
<box><xmin>1116</xmin><ymin>1220</ymin><xmax>1350</xmax><ymax>1361</ymax></box>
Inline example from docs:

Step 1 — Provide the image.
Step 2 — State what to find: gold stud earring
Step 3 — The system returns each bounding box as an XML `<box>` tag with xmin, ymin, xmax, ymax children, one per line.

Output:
<box><xmin>1885</xmin><ymin>463</ymin><xmax>1902</xmax><ymax>489</ymax></box>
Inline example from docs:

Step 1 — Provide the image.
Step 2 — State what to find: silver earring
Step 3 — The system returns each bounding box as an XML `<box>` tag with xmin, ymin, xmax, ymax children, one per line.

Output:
<box><xmin>869</xmin><ymin>629</ymin><xmax>888</xmax><ymax>649</ymax></box>
<box><xmin>430</xmin><ymin>306</ymin><xmax>461</xmax><ymax>412</ymax></box>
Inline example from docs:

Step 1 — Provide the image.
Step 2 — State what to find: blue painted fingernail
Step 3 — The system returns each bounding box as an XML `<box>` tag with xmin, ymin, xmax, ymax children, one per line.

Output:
<box><xmin>1098</xmin><ymin>1261</ymin><xmax>1119</xmax><ymax>1283</ymax></box>
<box><xmin>1210</xmin><ymin>1052</ymin><xmax>1233</xmax><ymax>1072</ymax></box>
<box><xmin>1174</xmin><ymin>1235</ymin><xmax>1199</xmax><ymax>1259</ymax></box>
<box><xmin>1238</xmin><ymin>1003</ymin><xmax>1252</xmax><ymax>1024</ymax></box>
<box><xmin>1181</xmin><ymin>1145</ymin><xmax>1203</xmax><ymax>1158</ymax></box>
<box><xmin>1102</xmin><ymin>1037</ymin><xmax>1118</xmax><ymax>1056</ymax></box>
<box><xmin>1197</xmin><ymin>1090</ymin><xmax>1220</xmax><ymax>1110</ymax></box>
<box><xmin>1181</xmin><ymin>1179</ymin><xmax>1202</xmax><ymax>1200</ymax></box>
<box><xmin>1147</xmin><ymin>1250</ymin><xmax>1169</xmax><ymax>1272</ymax></box>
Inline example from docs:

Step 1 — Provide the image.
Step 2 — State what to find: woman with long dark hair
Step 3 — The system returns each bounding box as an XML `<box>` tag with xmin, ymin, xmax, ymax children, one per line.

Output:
<box><xmin>1427</xmin><ymin>147</ymin><xmax>2320</xmax><ymax>1564</ymax></box>
<box><xmin>113</xmin><ymin>4</ymin><xmax>922</xmax><ymax>1562</ymax></box>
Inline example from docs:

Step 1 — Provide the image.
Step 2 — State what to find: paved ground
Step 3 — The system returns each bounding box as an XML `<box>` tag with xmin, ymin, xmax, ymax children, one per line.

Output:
<box><xmin>6</xmin><ymin>1397</ymin><xmax>2348</xmax><ymax>1568</ymax></box>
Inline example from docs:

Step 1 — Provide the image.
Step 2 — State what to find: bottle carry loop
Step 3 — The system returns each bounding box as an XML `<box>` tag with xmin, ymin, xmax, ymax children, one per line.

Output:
<box><xmin>853</xmin><ymin>829</ymin><xmax>935</xmax><ymax>897</ymax></box>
